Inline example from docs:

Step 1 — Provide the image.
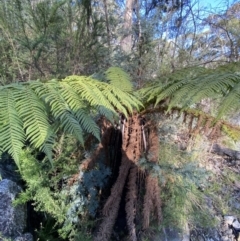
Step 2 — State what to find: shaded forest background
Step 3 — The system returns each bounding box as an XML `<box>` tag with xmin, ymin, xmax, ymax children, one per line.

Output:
<box><xmin>2</xmin><ymin>0</ymin><xmax>240</xmax><ymax>84</ymax></box>
<box><xmin>0</xmin><ymin>0</ymin><xmax>240</xmax><ymax>241</ymax></box>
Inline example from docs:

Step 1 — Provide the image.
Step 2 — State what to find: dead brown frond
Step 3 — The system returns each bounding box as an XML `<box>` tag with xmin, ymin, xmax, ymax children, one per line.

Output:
<box><xmin>141</xmin><ymin>106</ymin><xmax>240</xmax><ymax>142</ymax></box>
<box><xmin>80</xmin><ymin>143</ymin><xmax>104</xmax><ymax>171</ymax></box>
<box><xmin>203</xmin><ymin>118</ymin><xmax>212</xmax><ymax>136</ymax></box>
<box><xmin>81</xmin><ymin>118</ymin><xmax>114</xmax><ymax>171</ymax></box>
<box><xmin>192</xmin><ymin>114</ymin><xmax>204</xmax><ymax>136</ymax></box>
<box><xmin>183</xmin><ymin>112</ymin><xmax>188</xmax><ymax>124</ymax></box>
<box><xmin>125</xmin><ymin>165</ymin><xmax>138</xmax><ymax>241</ymax></box>
<box><xmin>143</xmin><ymin>175</ymin><xmax>154</xmax><ymax>229</ymax></box>
<box><xmin>152</xmin><ymin>178</ymin><xmax>162</xmax><ymax>224</ymax></box>
<box><xmin>147</xmin><ymin>124</ymin><xmax>159</xmax><ymax>163</ymax></box>
<box><xmin>188</xmin><ymin>114</ymin><xmax>194</xmax><ymax>133</ymax></box>
<box><xmin>143</xmin><ymin>175</ymin><xmax>162</xmax><ymax>230</ymax></box>
<box><xmin>209</xmin><ymin>122</ymin><xmax>221</xmax><ymax>140</ymax></box>
<box><xmin>94</xmin><ymin>156</ymin><xmax>131</xmax><ymax>241</ymax></box>
<box><xmin>67</xmin><ymin>173</ymin><xmax>79</xmax><ymax>186</ymax></box>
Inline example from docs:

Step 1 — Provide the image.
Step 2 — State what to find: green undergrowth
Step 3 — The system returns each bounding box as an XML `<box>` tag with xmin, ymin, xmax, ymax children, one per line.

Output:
<box><xmin>12</xmin><ymin>134</ymin><xmax>112</xmax><ymax>240</ymax></box>
<box><xmin>157</xmin><ymin>139</ymin><xmax>240</xmax><ymax>235</ymax></box>
<box><xmin>158</xmin><ymin>142</ymin><xmax>218</xmax><ymax>230</ymax></box>
<box><xmin>13</xmin><ymin>135</ymin><xmax>91</xmax><ymax>240</ymax></box>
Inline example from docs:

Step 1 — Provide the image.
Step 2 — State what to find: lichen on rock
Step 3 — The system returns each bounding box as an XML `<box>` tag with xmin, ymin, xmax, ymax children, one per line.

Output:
<box><xmin>0</xmin><ymin>179</ymin><xmax>32</xmax><ymax>241</ymax></box>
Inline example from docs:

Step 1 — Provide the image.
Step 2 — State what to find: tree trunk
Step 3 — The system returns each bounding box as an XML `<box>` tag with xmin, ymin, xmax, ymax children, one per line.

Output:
<box><xmin>103</xmin><ymin>0</ymin><xmax>111</xmax><ymax>49</ymax></box>
<box><xmin>121</xmin><ymin>0</ymin><xmax>134</xmax><ymax>53</ymax></box>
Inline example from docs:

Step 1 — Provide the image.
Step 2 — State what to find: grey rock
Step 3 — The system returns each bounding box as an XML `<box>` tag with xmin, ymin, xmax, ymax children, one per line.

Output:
<box><xmin>221</xmin><ymin>237</ymin><xmax>229</xmax><ymax>241</ymax></box>
<box><xmin>223</xmin><ymin>215</ymin><xmax>235</xmax><ymax>225</ymax></box>
<box><xmin>225</xmin><ymin>229</ymin><xmax>233</xmax><ymax>235</ymax></box>
<box><xmin>220</xmin><ymin>215</ymin><xmax>239</xmax><ymax>241</ymax></box>
<box><xmin>230</xmin><ymin>199</ymin><xmax>240</xmax><ymax>210</ymax></box>
<box><xmin>154</xmin><ymin>226</ymin><xmax>190</xmax><ymax>241</ymax></box>
<box><xmin>14</xmin><ymin>233</ymin><xmax>33</xmax><ymax>241</ymax></box>
<box><xmin>161</xmin><ymin>227</ymin><xmax>184</xmax><ymax>241</ymax></box>
<box><xmin>232</xmin><ymin>219</ymin><xmax>240</xmax><ymax>229</ymax></box>
<box><xmin>197</xmin><ymin>237</ymin><xmax>205</xmax><ymax>241</ymax></box>
<box><xmin>0</xmin><ymin>179</ymin><xmax>26</xmax><ymax>240</ymax></box>
<box><xmin>0</xmin><ymin>156</ymin><xmax>21</xmax><ymax>183</ymax></box>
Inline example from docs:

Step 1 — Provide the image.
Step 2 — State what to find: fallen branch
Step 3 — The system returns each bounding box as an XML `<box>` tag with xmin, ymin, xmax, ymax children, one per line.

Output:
<box><xmin>211</xmin><ymin>143</ymin><xmax>240</xmax><ymax>160</ymax></box>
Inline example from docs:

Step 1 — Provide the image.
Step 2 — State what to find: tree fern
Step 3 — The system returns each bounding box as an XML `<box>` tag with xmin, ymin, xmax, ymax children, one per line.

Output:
<box><xmin>0</xmin><ymin>67</ymin><xmax>141</xmax><ymax>165</ymax></box>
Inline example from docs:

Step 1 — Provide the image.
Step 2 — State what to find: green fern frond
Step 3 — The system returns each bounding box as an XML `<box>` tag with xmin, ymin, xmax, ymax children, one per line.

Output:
<box><xmin>140</xmin><ymin>67</ymin><xmax>207</xmax><ymax>104</ymax></box>
<box><xmin>155</xmin><ymin>68</ymin><xmax>214</xmax><ymax>107</ymax></box>
<box><xmin>138</xmin><ymin>83</ymin><xmax>163</xmax><ymax>103</ymax></box>
<box><xmin>0</xmin><ymin>89</ymin><xmax>25</xmax><ymax>168</ymax></box>
<box><xmin>59</xmin><ymin>82</ymin><xmax>85</xmax><ymax>110</ymax></box>
<box><xmin>141</xmin><ymin>63</ymin><xmax>240</xmax><ymax>119</ymax></box>
<box><xmin>97</xmin><ymin>106</ymin><xmax>117</xmax><ymax>123</ymax></box>
<box><xmin>155</xmin><ymin>79</ymin><xmax>189</xmax><ymax>107</ymax></box>
<box><xmin>100</xmin><ymin>83</ymin><xmax>142</xmax><ymax>115</ymax></box>
<box><xmin>35</xmin><ymin>80</ymin><xmax>99</xmax><ymax>143</ymax></box>
<box><xmin>65</xmin><ymin>75</ymin><xmax>142</xmax><ymax>116</ymax></box>
<box><xmin>16</xmin><ymin>87</ymin><xmax>51</xmax><ymax>148</ymax></box>
<box><xmin>104</xmin><ymin>67</ymin><xmax>133</xmax><ymax>92</ymax></box>
<box><xmin>180</xmin><ymin>73</ymin><xmax>237</xmax><ymax>106</ymax></box>
<box><xmin>42</xmin><ymin>81</ymin><xmax>86</xmax><ymax>144</ymax></box>
<box><xmin>0</xmin><ymin>69</ymin><xmax>142</xmax><ymax>165</ymax></box>
<box><xmin>59</xmin><ymin>82</ymin><xmax>100</xmax><ymax>139</ymax></box>
<box><xmin>41</xmin><ymin>130</ymin><xmax>58</xmax><ymax>165</ymax></box>
<box><xmin>167</xmin><ymin>71</ymin><xmax>240</xmax><ymax>115</ymax></box>
<box><xmin>74</xmin><ymin>108</ymin><xmax>100</xmax><ymax>139</ymax></box>
<box><xmin>216</xmin><ymin>81</ymin><xmax>240</xmax><ymax>119</ymax></box>
<box><xmin>64</xmin><ymin>76</ymin><xmax>116</xmax><ymax>113</ymax></box>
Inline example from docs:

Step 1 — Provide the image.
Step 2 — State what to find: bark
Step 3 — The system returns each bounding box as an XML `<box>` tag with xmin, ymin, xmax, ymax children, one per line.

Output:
<box><xmin>121</xmin><ymin>0</ymin><xmax>134</xmax><ymax>53</ymax></box>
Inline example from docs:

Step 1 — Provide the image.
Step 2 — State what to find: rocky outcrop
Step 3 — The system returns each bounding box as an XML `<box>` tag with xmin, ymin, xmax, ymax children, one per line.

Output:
<box><xmin>154</xmin><ymin>224</ymin><xmax>190</xmax><ymax>241</ymax></box>
<box><xmin>153</xmin><ymin>216</ymin><xmax>240</xmax><ymax>241</ymax></box>
<box><xmin>14</xmin><ymin>233</ymin><xmax>33</xmax><ymax>241</ymax></box>
<box><xmin>222</xmin><ymin>216</ymin><xmax>240</xmax><ymax>241</ymax></box>
<box><xmin>0</xmin><ymin>179</ymin><xmax>33</xmax><ymax>241</ymax></box>
<box><xmin>0</xmin><ymin>155</ymin><xmax>21</xmax><ymax>183</ymax></box>
<box><xmin>189</xmin><ymin>215</ymin><xmax>240</xmax><ymax>241</ymax></box>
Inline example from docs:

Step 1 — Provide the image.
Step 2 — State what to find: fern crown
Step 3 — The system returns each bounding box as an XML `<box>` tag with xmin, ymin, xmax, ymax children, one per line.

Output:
<box><xmin>0</xmin><ymin>67</ymin><xmax>141</xmax><ymax>166</ymax></box>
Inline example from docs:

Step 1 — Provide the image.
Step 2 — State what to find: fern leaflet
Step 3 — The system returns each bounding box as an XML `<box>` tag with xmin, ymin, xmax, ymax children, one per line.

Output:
<box><xmin>0</xmin><ymin>89</ymin><xmax>25</xmax><ymax>168</ymax></box>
